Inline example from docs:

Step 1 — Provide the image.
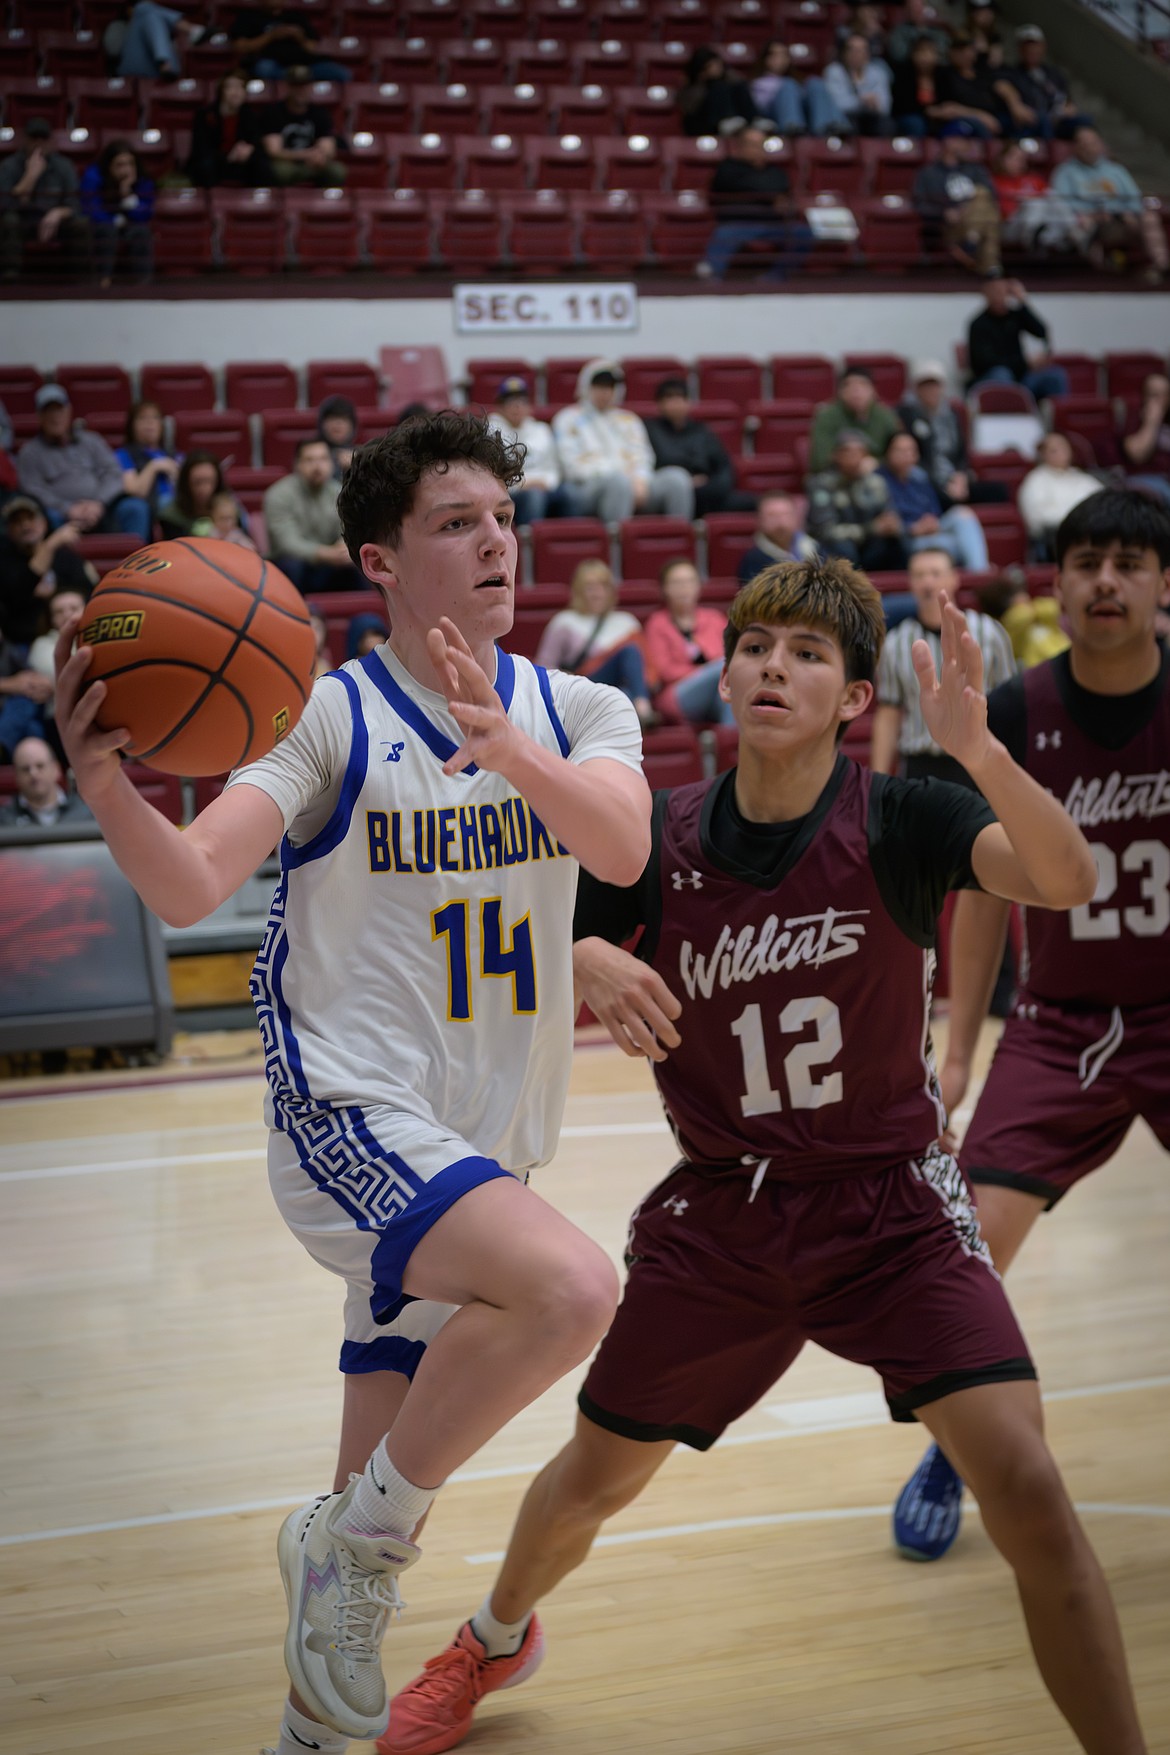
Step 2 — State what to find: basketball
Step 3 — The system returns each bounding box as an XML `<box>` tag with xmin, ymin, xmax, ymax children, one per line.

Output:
<box><xmin>78</xmin><ymin>538</ymin><xmax>318</xmax><ymax>777</ymax></box>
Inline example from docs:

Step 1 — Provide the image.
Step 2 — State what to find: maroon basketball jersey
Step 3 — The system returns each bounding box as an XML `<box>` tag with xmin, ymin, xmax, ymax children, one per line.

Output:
<box><xmin>648</xmin><ymin>761</ymin><xmax>946</xmax><ymax>1178</ymax></box>
<box><xmin>1018</xmin><ymin>659</ymin><xmax>1170</xmax><ymax>1008</ymax></box>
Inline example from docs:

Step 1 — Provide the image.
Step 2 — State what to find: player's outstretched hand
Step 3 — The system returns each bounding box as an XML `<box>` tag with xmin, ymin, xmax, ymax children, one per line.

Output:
<box><xmin>912</xmin><ymin>592</ymin><xmax>995</xmax><ymax>772</ymax></box>
<box><xmin>54</xmin><ymin>615</ymin><xmax>132</xmax><ymax>803</ymax></box>
<box><xmin>427</xmin><ymin>616</ymin><xmax>524</xmax><ymax>778</ymax></box>
<box><xmin>575</xmin><ymin>936</ymin><xmax>682</xmax><ymax>1062</ymax></box>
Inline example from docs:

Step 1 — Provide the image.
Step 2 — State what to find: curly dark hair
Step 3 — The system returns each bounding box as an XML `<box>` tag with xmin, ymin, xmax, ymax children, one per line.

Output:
<box><xmin>337</xmin><ymin>410</ymin><xmax>526</xmax><ymax>566</ymax></box>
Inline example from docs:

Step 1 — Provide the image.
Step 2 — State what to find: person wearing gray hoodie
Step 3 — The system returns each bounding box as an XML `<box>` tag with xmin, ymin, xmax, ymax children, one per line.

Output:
<box><xmin>551</xmin><ymin>359</ymin><xmax>695</xmax><ymax>523</ymax></box>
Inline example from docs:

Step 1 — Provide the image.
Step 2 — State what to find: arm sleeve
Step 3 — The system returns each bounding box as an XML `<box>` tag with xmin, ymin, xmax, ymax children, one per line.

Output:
<box><xmin>624</xmin><ymin>413</ymin><xmax>656</xmax><ymax>482</ymax></box>
<box><xmin>549</xmin><ymin>668</ymin><xmax>645</xmax><ymax>775</ymax></box>
<box><xmin>870</xmin><ymin>774</ymin><xmax>998</xmax><ymax>943</ymax></box>
<box><xmin>1017</xmin><ymin>305</ymin><xmax>1048</xmax><ymax>341</ymax></box>
<box><xmin>223</xmin><ymin>672</ymin><xmax>351</xmax><ymax>839</ymax></box>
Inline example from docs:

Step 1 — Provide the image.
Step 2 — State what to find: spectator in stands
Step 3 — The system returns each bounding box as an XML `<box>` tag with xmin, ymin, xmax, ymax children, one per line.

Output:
<box><xmin>552</xmin><ymin>361</ymin><xmax>694</xmax><ymax>522</ymax></box>
<box><xmin>534</xmin><ymin>559</ymin><xmax>656</xmax><ymax>728</ymax></box>
<box><xmin>967</xmin><ymin>0</ymin><xmax>1006</xmax><ymax>72</ymax></box>
<box><xmin>806</xmin><ymin>429</ymin><xmax>909</xmax><ymax>570</ymax></box>
<box><xmin>967</xmin><ymin>274</ymin><xmax>1068</xmax><ymax>398</ymax></box>
<box><xmin>749</xmin><ymin>39</ymin><xmax>839</xmax><ymax>137</ymax></box>
<box><xmin>994</xmin><ymin>26</ymin><xmax>1087</xmax><ymax>140</ymax></box>
<box><xmin>879</xmin><ymin>429</ymin><xmax>991</xmax><ymax>569</ymax></box>
<box><xmin>159</xmin><ymin>451</ymin><xmax>225</xmax><ymax>538</ymax></box>
<box><xmin>1050</xmin><ymin>126</ymin><xmax>1169</xmax><ymax>283</ymax></box>
<box><xmin>116</xmin><ymin>2</ymin><xmax>205</xmax><ymax>78</ymax></box>
<box><xmin>0</xmin><ymin>495</ymin><xmax>95</xmax><ymax>650</ymax></box>
<box><xmin>0</xmin><ymin>627</ymin><xmax>52</xmax><ymax>760</ymax></box>
<box><xmin>27</xmin><ymin>583</ymin><xmax>93</xmax><ymax>735</ymax></box>
<box><xmin>487</xmin><ymin>378</ymin><xmax>580</xmax><ymax>524</ymax></box>
<box><xmin>18</xmin><ymin>387</ymin><xmax>153</xmax><ymax>543</ymax></box>
<box><xmin>912</xmin><ymin>120</ymin><xmax>1002</xmax><ymax>273</ymax></box>
<box><xmin>186</xmin><ymin>70</ymin><xmax>273</xmax><ymax>188</ymax></box>
<box><xmin>978</xmin><ymin>570</ymin><xmax>1069</xmax><ymax>665</ymax></box>
<box><xmin>897</xmin><ymin>359</ymin><xmax>1008</xmax><ymax>506</ymax></box>
<box><xmin>347</xmin><ymin>609</ymin><xmax>388</xmax><ymax>660</ymax></box>
<box><xmin>809</xmin><ymin>366</ymin><xmax>901</xmax><ymax>473</ymax></box>
<box><xmin>891</xmin><ymin>34</ymin><xmax>946</xmax><ymax>137</ymax></box>
<box><xmin>838</xmin><ymin>2</ymin><xmax>889</xmax><ymax>61</ymax></box>
<box><xmin>0</xmin><ymin>119</ymin><xmax>91</xmax><ymax>283</ymax></box>
<box><xmin>737</xmin><ymin>490</ymin><xmax>818</xmax><ymax>584</ymax></box>
<box><xmin>0</xmin><ymin>734</ymin><xmax>94</xmax><ymax>825</ymax></box>
<box><xmin>822</xmin><ymin>33</ymin><xmax>894</xmax><ymax>136</ymax></box>
<box><xmin>886</xmin><ymin>0</ymin><xmax>951</xmax><ymax>66</ymax></box>
<box><xmin>991</xmin><ymin>141</ymin><xmax>1079</xmax><ymax>255</ymax></box>
<box><xmin>1017</xmin><ymin>432</ymin><xmax>1102</xmax><ymax>557</ymax></box>
<box><xmin>231</xmin><ymin>0</ymin><xmax>352</xmax><ymax>82</ymax></box>
<box><xmin>262</xmin><ymin>68</ymin><xmax>346</xmax><ymax>187</ymax></box>
<box><xmin>80</xmin><ymin>140</ymin><xmax>154</xmax><ymax>288</ymax></box>
<box><xmin>699</xmin><ymin>120</ymin><xmax>812</xmax><ymax>282</ymax></box>
<box><xmin>263</xmin><ymin>435</ymin><xmax>361</xmax><ymax>593</ymax></box>
<box><xmin>1120</xmin><ymin>372</ymin><xmax>1170</xmax><ymax>501</ymax></box>
<box><xmin>115</xmin><ymin>401</ymin><xmax>179</xmax><ymax>521</ymax></box>
<box><xmin>204</xmin><ymin>488</ymin><xmax>256</xmax><ymax>548</ymax></box>
<box><xmin>645</xmin><ymin>378</ymin><xmax>756</xmax><ymax>518</ymax></box>
<box><xmin>933</xmin><ymin>33</ymin><xmax>1004</xmax><ymax>136</ymax></box>
<box><xmin>870</xmin><ymin>545</ymin><xmax>1015</xmax><ymax>782</ymax></box>
<box><xmin>316</xmin><ymin>395</ymin><xmax>358</xmax><ymax>478</ymax></box>
<box><xmin>676</xmin><ymin>46</ymin><xmax>757</xmax><ymax>139</ymax></box>
<box><xmin>643</xmin><ymin>558</ymin><xmax>735</xmax><ymax>726</ymax></box>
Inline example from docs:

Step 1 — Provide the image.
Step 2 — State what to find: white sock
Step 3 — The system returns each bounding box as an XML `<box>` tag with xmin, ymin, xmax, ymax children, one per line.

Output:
<box><xmin>470</xmin><ymin>1592</ymin><xmax>532</xmax><ymax>1659</ymax></box>
<box><xmin>347</xmin><ymin>1436</ymin><xmax>438</xmax><ymax>1539</ymax></box>
<box><xmin>271</xmin><ymin>1697</ymin><xmax>348</xmax><ymax>1754</ymax></box>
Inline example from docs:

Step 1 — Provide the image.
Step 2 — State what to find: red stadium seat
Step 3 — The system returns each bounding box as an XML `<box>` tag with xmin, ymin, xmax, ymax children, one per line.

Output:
<box><xmin>593</xmin><ymin>135</ymin><xmax>665</xmax><ymax>194</ymax></box>
<box><xmin>367</xmin><ymin>36</ymin><xmax>442</xmax><ymax>81</ymax></box>
<box><xmin>968</xmin><ymin>450</ymin><xmax>1029</xmax><ymax>494</ymax></box>
<box><xmin>4</xmin><ymin>77</ymin><xmax>69</xmax><ymax>133</ymax></box>
<box><xmin>595</xmin><ymin>0</ymin><xmax>654</xmax><ymax>31</ymax></box>
<box><xmin>436</xmin><ymin>190</ymin><xmax>506</xmax><ymax>270</ymax></box>
<box><xmin>696</xmin><ymin>356</ymin><xmax>764</xmax><ymax>404</ymax></box>
<box><xmin>152</xmin><ymin>189</ymin><xmax>215</xmax><ymax>276</ymax></box>
<box><xmin>842</xmin><ymin>352</ymin><xmax>907</xmax><ymax>402</ymax></box>
<box><xmin>224</xmin><ymin>361</ymin><xmax>298</xmax><ymax>416</ymax></box>
<box><xmin>529</xmin><ymin>0</ymin><xmax>591</xmax><ymax>31</ymax></box>
<box><xmin>360</xmin><ymin>189</ymin><xmax>434</xmax><ymax>272</ymax></box>
<box><xmin>445</xmin><ymin>40</ymin><xmax>509</xmax><ymax>85</ymax></box>
<box><xmin>457</xmin><ymin>135</ymin><xmax>527</xmax><ymax>192</ymax></box>
<box><xmin>56</xmin><ymin>364</ymin><xmax>132</xmax><ymax>416</ymax></box>
<box><xmin>549</xmin><ymin>87</ymin><xmax>618</xmax><ymax>139</ymax></box>
<box><xmin>389</xmin><ymin>134</ymin><xmax>457</xmax><ymax>190</ymax></box>
<box><xmin>481</xmin><ymin>84</ymin><xmax>550</xmax><ymax>137</ymax></box>
<box><xmin>40</xmin><ymin>29</ymin><xmax>104</xmax><ymax>80</ymax></box>
<box><xmin>703</xmin><ymin>511</ymin><xmax>758</xmax><ymax>578</ymax></box>
<box><xmin>973</xmin><ymin>504</ymin><xmax>1028</xmax><ymax>567</ymax></box>
<box><xmin>0</xmin><ymin>366</ymin><xmax>43</xmax><ymax>414</ymax></box>
<box><xmin>413</xmin><ymin>84</ymin><xmax>480</xmax><ymax>135</ymax></box>
<box><xmin>969</xmin><ymin>381</ymin><xmax>1039</xmax><ymax>416</ymax></box>
<box><xmin>506</xmin><ymin>190</ymin><xmax>577</xmax><ymax>268</ymax></box>
<box><xmin>469</xmin><ymin>0</ymin><xmax>530</xmax><ymax>37</ymax></box>
<box><xmin>745</xmin><ymin>400</ymin><xmax>812</xmax><ymax>456</ymax></box>
<box><xmin>506</xmin><ymin>585</ymin><xmax>570</xmax><ymax>658</ymax></box>
<box><xmin>617</xmin><ymin>356</ymin><xmax>687</xmax><ymax>401</ymax></box>
<box><xmin>543</xmin><ymin>358</ymin><xmax>592</xmax><ymax>405</ymax></box>
<box><xmin>77</xmin><ymin>533</ymin><xmax>141</xmax><ymax>576</ymax></box>
<box><xmin>400</xmin><ymin>0</ymin><xmax>463</xmax><ymax>31</ymax></box>
<box><xmin>258</xmin><ymin>408</ymin><xmax>318</xmax><ymax>468</ymax></box>
<box><xmin>464</xmin><ymin>357</ymin><xmax>538</xmax><ymax>407</ymax></box>
<box><xmin>636</xmin><ymin>42</ymin><xmax>694</xmax><ymax>85</ymax></box>
<box><xmin>619</xmin><ymin>516</ymin><xmax>696</xmax><ymax>578</ymax></box>
<box><xmin>798</xmin><ymin>135</ymin><xmax>864</xmax><ymax>196</ymax></box>
<box><xmin>340</xmin><ymin>0</ymin><xmax>399</xmax><ymax>32</ymax></box>
<box><xmin>307</xmin><ymin>360</ymin><xmax>380</xmax><ymax>407</ymax></box>
<box><xmin>860</xmin><ymin>135</ymin><xmax>928</xmax><ymax>195</ymax></box>
<box><xmin>347</xmin><ymin>81</ymin><xmax>412</xmax><ymax>134</ymax></box>
<box><xmin>70</xmin><ymin>77</ymin><xmax>142</xmax><ymax>133</ymax></box>
<box><xmin>213</xmin><ymin>187</ymin><xmax>287</xmax><ymax>274</ymax></box>
<box><xmin>769</xmin><ymin>354</ymin><xmax>835</xmax><ymax>402</ymax></box>
<box><xmin>641</xmin><ymin>725</ymin><xmax>704</xmax><ymax>789</ymax></box>
<box><xmin>735</xmin><ymin>454</ymin><xmax>801</xmax><ymax>493</ymax></box>
<box><xmin>81</xmin><ymin>408</ymin><xmax>130</xmax><ymax>446</ymax></box>
<box><xmin>378</xmin><ymin>346</ymin><xmax>450</xmax><ymax>415</ymax></box>
<box><xmin>575</xmin><ymin>191</ymin><xmax>648</xmax><ymax>272</ymax></box>
<box><xmin>662</xmin><ymin>135</ymin><xmax>723</xmax><ymax>192</ymax></box>
<box><xmin>143</xmin><ymin>77</ymin><xmax>209</xmax><ymax>131</ymax></box>
<box><xmin>687</xmin><ymin>400</ymin><xmax>742</xmax><ymax>451</ymax></box>
<box><xmin>173</xmin><ymin>408</ymin><xmax>251</xmax><ymax>466</ymax></box>
<box><xmin>509</xmin><ymin>41</ymin><xmax>573</xmax><ymax>84</ymax></box>
<box><xmin>225</xmin><ymin>465</ymin><xmax>283</xmax><ymax>512</ymax></box>
<box><xmin>616</xmin><ymin>85</ymin><xmax>680</xmax><ymax>139</ymax></box>
<box><xmin>290</xmin><ymin>190</ymin><xmax>361</xmax><ymax>272</ymax></box>
<box><xmin>530</xmin><ymin>518</ymin><xmax>610</xmax><ymax>584</ymax></box>
<box><xmin>525</xmin><ymin>135</ymin><xmax>595</xmax><ymax>192</ymax></box>
<box><xmin>123</xmin><ymin>764</ymin><xmax>184</xmax><ymax>823</ymax></box>
<box><xmin>0</xmin><ymin>29</ymin><xmax>38</xmax><ymax>80</ymax></box>
<box><xmin>571</xmin><ymin>42</ymin><xmax>632</xmax><ymax>86</ymax></box>
<box><xmin>645</xmin><ymin>191</ymin><xmax>711</xmax><ymax>268</ymax></box>
<box><xmin>1049</xmin><ymin>353</ymin><xmax>1101</xmax><ymax>396</ymax></box>
<box><xmin>1103</xmin><ymin>350</ymin><xmax>1165</xmax><ymax>400</ymax></box>
<box><xmin>1051</xmin><ymin>395</ymin><xmax>1118</xmax><ymax>469</ymax></box>
<box><xmin>857</xmin><ymin>195</ymin><xmax>921</xmax><ymax>273</ymax></box>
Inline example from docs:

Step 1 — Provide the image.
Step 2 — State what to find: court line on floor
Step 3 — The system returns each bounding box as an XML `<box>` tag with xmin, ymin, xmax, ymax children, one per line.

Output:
<box><xmin>0</xmin><ymin>1121</ymin><xmax>671</xmax><ymax>1183</ymax></box>
<box><xmin>2</xmin><ymin>1373</ymin><xmax>1167</xmax><ymax>1549</ymax></box>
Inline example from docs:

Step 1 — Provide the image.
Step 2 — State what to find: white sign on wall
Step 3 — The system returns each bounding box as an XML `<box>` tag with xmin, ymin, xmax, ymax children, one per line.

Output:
<box><xmin>453</xmin><ymin>283</ymin><xmax>639</xmax><ymax>334</ymax></box>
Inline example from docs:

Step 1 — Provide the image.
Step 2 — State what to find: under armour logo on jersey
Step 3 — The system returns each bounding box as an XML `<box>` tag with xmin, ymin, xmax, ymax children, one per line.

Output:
<box><xmin>1035</xmin><ymin>730</ymin><xmax>1062</xmax><ymax>750</ymax></box>
<box><xmin>382</xmin><ymin>741</ymin><xmax>406</xmax><ymax>763</ymax></box>
<box><xmin>672</xmin><ymin>869</ymin><xmax>704</xmax><ymax>890</ymax></box>
<box><xmin>662</xmin><ymin>1195</ymin><xmax>689</xmax><ymax>1216</ymax></box>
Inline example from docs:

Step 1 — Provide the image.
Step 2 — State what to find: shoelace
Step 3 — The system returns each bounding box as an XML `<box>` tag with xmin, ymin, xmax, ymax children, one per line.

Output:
<box><xmin>411</xmin><ymin>1640</ymin><xmax>485</xmax><ymax>1710</ymax></box>
<box><xmin>330</xmin><ymin>1569</ymin><xmax>403</xmax><ymax>1657</ymax></box>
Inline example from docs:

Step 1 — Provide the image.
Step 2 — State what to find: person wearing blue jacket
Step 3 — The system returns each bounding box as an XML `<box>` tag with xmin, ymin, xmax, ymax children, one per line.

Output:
<box><xmin>879</xmin><ymin>429</ymin><xmax>990</xmax><ymax>571</ymax></box>
<box><xmin>79</xmin><ymin>140</ymin><xmax>153</xmax><ymax>286</ymax></box>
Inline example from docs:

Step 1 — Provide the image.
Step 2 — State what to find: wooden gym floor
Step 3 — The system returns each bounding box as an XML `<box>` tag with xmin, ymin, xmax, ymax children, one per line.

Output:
<box><xmin>1</xmin><ymin>1019</ymin><xmax>1168</xmax><ymax>1755</ymax></box>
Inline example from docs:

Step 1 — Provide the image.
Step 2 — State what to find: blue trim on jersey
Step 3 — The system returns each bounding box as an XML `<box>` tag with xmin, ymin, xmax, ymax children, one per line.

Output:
<box><xmin>339</xmin><ymin>1335</ymin><xmax>428</xmax><ymax>1379</ymax></box>
<box><xmin>283</xmin><ymin>668</ymin><xmax>369</xmax><ymax>869</ymax></box>
<box><xmin>494</xmin><ymin>646</ymin><xmax>516</xmax><ymax>713</ymax></box>
<box><xmin>269</xmin><ymin>914</ymin><xmax>311</xmax><ymax>1105</ymax></box>
<box><xmin>369</xmin><ymin>1154</ymin><xmax>514</xmax><ymax>1300</ymax></box>
<box><xmin>360</xmin><ymin>648</ymin><xmax>481</xmax><ymax>777</ymax></box>
<box><xmin>534</xmin><ymin>663</ymin><xmax>571</xmax><ymax>757</ymax></box>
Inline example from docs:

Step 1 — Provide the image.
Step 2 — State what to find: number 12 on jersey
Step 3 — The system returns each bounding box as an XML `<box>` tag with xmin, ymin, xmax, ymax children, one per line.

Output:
<box><xmin>731</xmin><ymin>997</ymin><xmax>843</xmax><ymax>1115</ymax></box>
<box><xmin>432</xmin><ymin>898</ymin><xmax>537</xmax><ymax>1021</ymax></box>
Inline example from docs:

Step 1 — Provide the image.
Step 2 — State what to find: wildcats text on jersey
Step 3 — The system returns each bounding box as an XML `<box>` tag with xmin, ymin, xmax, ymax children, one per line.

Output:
<box><xmin>1061</xmin><ymin>768</ymin><xmax>1170</xmax><ymax>827</ymax></box>
<box><xmin>366</xmin><ymin>797</ymin><xmax>570</xmax><ymax>876</ymax></box>
<box><xmin>679</xmin><ymin>907</ymin><xmax>871</xmax><ymax>1002</ymax></box>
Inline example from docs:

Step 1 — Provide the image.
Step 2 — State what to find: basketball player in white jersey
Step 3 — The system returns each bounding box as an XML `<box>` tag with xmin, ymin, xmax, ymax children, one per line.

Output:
<box><xmin>52</xmin><ymin>412</ymin><xmax>651</xmax><ymax>1755</ymax></box>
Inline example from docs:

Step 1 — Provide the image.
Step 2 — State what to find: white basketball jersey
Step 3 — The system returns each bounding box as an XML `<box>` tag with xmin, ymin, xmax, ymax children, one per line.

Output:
<box><xmin>233</xmin><ymin>644</ymin><xmax>641</xmax><ymax>1172</ymax></box>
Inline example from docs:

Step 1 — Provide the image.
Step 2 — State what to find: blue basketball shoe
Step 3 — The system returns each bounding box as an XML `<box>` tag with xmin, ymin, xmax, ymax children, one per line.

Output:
<box><xmin>892</xmin><ymin>1443</ymin><xmax>964</xmax><ymax>1561</ymax></box>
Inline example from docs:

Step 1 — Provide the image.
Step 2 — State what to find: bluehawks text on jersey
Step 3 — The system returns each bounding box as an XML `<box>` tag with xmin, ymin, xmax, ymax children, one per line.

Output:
<box><xmin>366</xmin><ymin>798</ymin><xmax>571</xmax><ymax>875</ymax></box>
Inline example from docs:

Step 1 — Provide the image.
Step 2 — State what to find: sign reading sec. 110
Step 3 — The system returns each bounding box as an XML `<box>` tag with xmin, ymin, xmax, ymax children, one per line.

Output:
<box><xmin>453</xmin><ymin>283</ymin><xmax>639</xmax><ymax>334</ymax></box>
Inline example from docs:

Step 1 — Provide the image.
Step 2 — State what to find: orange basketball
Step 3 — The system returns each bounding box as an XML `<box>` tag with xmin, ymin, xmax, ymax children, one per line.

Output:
<box><xmin>78</xmin><ymin>539</ymin><xmax>317</xmax><ymax>777</ymax></box>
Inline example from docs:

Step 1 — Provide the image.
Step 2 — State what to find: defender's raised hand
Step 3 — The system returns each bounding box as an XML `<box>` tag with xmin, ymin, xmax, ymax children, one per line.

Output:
<box><xmin>912</xmin><ymin>592</ymin><xmax>995</xmax><ymax>773</ymax></box>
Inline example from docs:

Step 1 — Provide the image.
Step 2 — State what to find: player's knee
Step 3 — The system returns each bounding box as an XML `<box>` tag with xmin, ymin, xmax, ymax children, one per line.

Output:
<box><xmin>973</xmin><ymin>1441</ymin><xmax>1076</xmax><ymax>1557</ymax></box>
<box><xmin>531</xmin><ymin>1248</ymin><xmax>619</xmax><ymax>1365</ymax></box>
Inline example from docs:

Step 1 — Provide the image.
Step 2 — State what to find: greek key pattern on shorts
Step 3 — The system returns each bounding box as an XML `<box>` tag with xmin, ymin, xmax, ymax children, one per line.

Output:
<box><xmin>915</xmin><ymin>1144</ymin><xmax>994</xmax><ymax>1271</ymax></box>
<box><xmin>251</xmin><ymin>877</ymin><xmax>291</xmax><ymax>1098</ymax></box>
<box><xmin>296</xmin><ymin>1110</ymin><xmax>419</xmax><ymax>1226</ymax></box>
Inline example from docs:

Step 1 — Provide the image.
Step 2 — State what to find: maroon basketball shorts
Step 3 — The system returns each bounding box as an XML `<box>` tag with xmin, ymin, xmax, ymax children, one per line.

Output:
<box><xmin>961</xmin><ymin>994</ymin><xmax>1170</xmax><ymax>1210</ymax></box>
<box><xmin>579</xmin><ymin>1147</ymin><xmax>1035</xmax><ymax>1450</ymax></box>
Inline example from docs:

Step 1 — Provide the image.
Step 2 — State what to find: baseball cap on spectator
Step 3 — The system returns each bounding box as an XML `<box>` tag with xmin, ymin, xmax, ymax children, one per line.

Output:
<box><xmin>1016</xmin><ymin>24</ymin><xmax>1045</xmax><ymax>39</ymax></box>
<box><xmin>1</xmin><ymin>495</ymin><xmax>44</xmax><ymax>523</ymax></box>
<box><xmin>496</xmin><ymin>376</ymin><xmax>530</xmax><ymax>400</ymax></box>
<box><xmin>35</xmin><ymin>384</ymin><xmax>71</xmax><ymax>409</ymax></box>
<box><xmin>24</xmin><ymin>117</ymin><xmax>52</xmax><ymax>139</ymax></box>
<box><xmin>912</xmin><ymin>360</ymin><xmax>947</xmax><ymax>384</ymax></box>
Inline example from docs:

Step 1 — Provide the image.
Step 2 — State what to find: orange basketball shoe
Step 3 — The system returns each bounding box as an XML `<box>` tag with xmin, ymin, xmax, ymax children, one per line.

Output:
<box><xmin>377</xmin><ymin>1615</ymin><xmax>544</xmax><ymax>1755</ymax></box>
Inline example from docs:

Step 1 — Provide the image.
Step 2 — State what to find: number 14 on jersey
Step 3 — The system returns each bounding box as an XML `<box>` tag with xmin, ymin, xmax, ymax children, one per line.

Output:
<box><xmin>432</xmin><ymin>898</ymin><xmax>537</xmax><ymax>1021</ymax></box>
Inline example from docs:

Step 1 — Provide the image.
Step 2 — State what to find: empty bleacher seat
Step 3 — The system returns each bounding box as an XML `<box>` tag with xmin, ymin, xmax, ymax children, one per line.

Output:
<box><xmin>359</xmin><ymin>189</ymin><xmax>434</xmax><ymax>271</ymax></box>
<box><xmin>619</xmin><ymin>516</ymin><xmax>696</xmax><ymax>578</ymax></box>
<box><xmin>57</xmin><ymin>364</ymin><xmax>133</xmax><ymax>416</ymax></box>
<box><xmin>173</xmin><ymin>408</ymin><xmax>252</xmax><ymax>466</ymax></box>
<box><xmin>641</xmin><ymin>724</ymin><xmax>704</xmax><ymax>789</ymax></box>
<box><xmin>530</xmin><ymin>518</ymin><xmax>610</xmax><ymax>584</ymax></box>
<box><xmin>152</xmin><ymin>190</ymin><xmax>215</xmax><ymax>276</ymax></box>
<box><xmin>307</xmin><ymin>360</ymin><xmax>381</xmax><ymax>407</ymax></box>
<box><xmin>224</xmin><ymin>361</ymin><xmax>298</xmax><ymax>416</ymax></box>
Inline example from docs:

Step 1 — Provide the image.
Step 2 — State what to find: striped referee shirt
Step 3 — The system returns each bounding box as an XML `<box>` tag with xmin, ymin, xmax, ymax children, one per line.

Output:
<box><xmin>876</xmin><ymin>611</ymin><xmax>1016</xmax><ymax>758</ymax></box>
